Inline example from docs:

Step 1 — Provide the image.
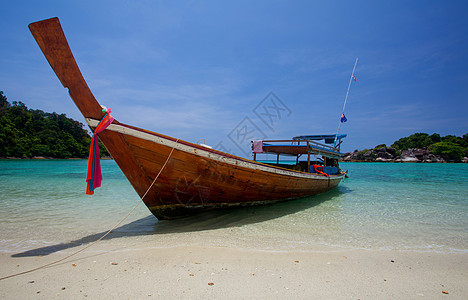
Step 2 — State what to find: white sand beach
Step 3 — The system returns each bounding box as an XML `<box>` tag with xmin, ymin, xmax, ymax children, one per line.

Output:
<box><xmin>1</xmin><ymin>242</ymin><xmax>466</xmax><ymax>299</ymax></box>
<box><xmin>1</xmin><ymin>161</ymin><xmax>467</xmax><ymax>299</ymax></box>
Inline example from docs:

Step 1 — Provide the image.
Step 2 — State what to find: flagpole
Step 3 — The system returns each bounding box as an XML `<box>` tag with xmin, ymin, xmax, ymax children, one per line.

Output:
<box><xmin>334</xmin><ymin>57</ymin><xmax>358</xmax><ymax>148</ymax></box>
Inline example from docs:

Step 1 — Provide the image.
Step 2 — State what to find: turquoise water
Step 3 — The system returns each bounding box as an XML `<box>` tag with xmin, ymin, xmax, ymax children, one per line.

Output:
<box><xmin>0</xmin><ymin>160</ymin><xmax>467</xmax><ymax>254</ymax></box>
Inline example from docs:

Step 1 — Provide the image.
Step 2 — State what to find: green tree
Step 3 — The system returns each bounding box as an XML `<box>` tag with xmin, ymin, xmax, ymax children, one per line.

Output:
<box><xmin>390</xmin><ymin>132</ymin><xmax>468</xmax><ymax>161</ymax></box>
<box><xmin>0</xmin><ymin>91</ymin><xmax>10</xmax><ymax>114</ymax></box>
<box><xmin>428</xmin><ymin>133</ymin><xmax>441</xmax><ymax>144</ymax></box>
<box><xmin>0</xmin><ymin>91</ymin><xmax>109</xmax><ymax>158</ymax></box>
<box><xmin>429</xmin><ymin>142</ymin><xmax>465</xmax><ymax>162</ymax></box>
<box><xmin>391</xmin><ymin>133</ymin><xmax>434</xmax><ymax>150</ymax></box>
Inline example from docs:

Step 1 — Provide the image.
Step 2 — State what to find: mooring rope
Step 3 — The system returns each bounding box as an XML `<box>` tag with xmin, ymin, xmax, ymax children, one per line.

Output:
<box><xmin>0</xmin><ymin>139</ymin><xmax>180</xmax><ymax>281</ymax></box>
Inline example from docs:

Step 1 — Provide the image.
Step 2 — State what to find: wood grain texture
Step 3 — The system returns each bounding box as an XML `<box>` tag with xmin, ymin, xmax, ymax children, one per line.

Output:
<box><xmin>118</xmin><ymin>129</ymin><xmax>343</xmax><ymax>219</ymax></box>
<box><xmin>29</xmin><ymin>17</ymin><xmax>344</xmax><ymax>220</ymax></box>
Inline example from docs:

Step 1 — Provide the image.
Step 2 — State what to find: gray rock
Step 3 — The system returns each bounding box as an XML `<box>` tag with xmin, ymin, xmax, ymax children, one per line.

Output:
<box><xmin>340</xmin><ymin>146</ymin><xmax>448</xmax><ymax>163</ymax></box>
<box><xmin>401</xmin><ymin>157</ymin><xmax>419</xmax><ymax>162</ymax></box>
<box><xmin>363</xmin><ymin>150</ymin><xmax>374</xmax><ymax>161</ymax></box>
<box><xmin>387</xmin><ymin>147</ymin><xmax>396</xmax><ymax>156</ymax></box>
<box><xmin>400</xmin><ymin>149</ymin><xmax>419</xmax><ymax>162</ymax></box>
<box><xmin>412</xmin><ymin>148</ymin><xmax>427</xmax><ymax>160</ymax></box>
<box><xmin>376</xmin><ymin>157</ymin><xmax>392</xmax><ymax>162</ymax></box>
<box><xmin>377</xmin><ymin>151</ymin><xmax>393</xmax><ymax>159</ymax></box>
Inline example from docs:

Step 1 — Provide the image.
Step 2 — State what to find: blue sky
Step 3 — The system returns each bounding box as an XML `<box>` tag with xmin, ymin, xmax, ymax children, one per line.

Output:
<box><xmin>1</xmin><ymin>1</ymin><xmax>467</xmax><ymax>156</ymax></box>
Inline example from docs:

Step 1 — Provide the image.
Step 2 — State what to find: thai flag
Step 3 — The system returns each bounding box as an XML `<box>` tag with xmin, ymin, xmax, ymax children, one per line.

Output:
<box><xmin>341</xmin><ymin>113</ymin><xmax>347</xmax><ymax>123</ymax></box>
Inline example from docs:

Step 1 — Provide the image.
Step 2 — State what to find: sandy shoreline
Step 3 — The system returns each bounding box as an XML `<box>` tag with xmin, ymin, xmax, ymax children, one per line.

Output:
<box><xmin>1</xmin><ymin>243</ymin><xmax>466</xmax><ymax>299</ymax></box>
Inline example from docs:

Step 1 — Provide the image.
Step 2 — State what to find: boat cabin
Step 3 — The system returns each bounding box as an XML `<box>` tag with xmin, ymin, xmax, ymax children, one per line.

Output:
<box><xmin>251</xmin><ymin>134</ymin><xmax>346</xmax><ymax>176</ymax></box>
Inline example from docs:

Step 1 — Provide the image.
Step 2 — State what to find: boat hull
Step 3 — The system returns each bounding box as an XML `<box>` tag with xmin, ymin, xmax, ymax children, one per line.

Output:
<box><xmin>28</xmin><ymin>17</ymin><xmax>345</xmax><ymax>220</ymax></box>
<box><xmin>90</xmin><ymin>119</ymin><xmax>344</xmax><ymax>219</ymax></box>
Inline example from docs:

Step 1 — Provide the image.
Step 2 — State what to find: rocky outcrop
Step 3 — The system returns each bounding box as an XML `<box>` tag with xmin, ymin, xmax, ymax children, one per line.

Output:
<box><xmin>342</xmin><ymin>145</ymin><xmax>447</xmax><ymax>163</ymax></box>
<box><xmin>399</xmin><ymin>149</ymin><xmax>419</xmax><ymax>162</ymax></box>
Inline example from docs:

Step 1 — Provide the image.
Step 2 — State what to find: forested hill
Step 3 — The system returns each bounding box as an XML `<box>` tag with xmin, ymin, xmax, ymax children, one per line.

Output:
<box><xmin>1</xmin><ymin>90</ymin><xmax>466</xmax><ymax>161</ymax></box>
<box><xmin>343</xmin><ymin>133</ymin><xmax>468</xmax><ymax>162</ymax></box>
<box><xmin>0</xmin><ymin>91</ymin><xmax>108</xmax><ymax>159</ymax></box>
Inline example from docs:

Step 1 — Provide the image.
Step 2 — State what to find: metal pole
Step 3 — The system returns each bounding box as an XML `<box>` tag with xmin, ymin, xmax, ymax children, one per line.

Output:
<box><xmin>334</xmin><ymin>57</ymin><xmax>358</xmax><ymax>147</ymax></box>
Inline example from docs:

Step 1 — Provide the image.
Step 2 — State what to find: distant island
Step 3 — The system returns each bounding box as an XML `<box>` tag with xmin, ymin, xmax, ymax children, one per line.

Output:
<box><xmin>0</xmin><ymin>90</ymin><xmax>109</xmax><ymax>159</ymax></box>
<box><xmin>342</xmin><ymin>133</ymin><xmax>468</xmax><ymax>163</ymax></box>
<box><xmin>1</xmin><ymin>90</ymin><xmax>466</xmax><ymax>162</ymax></box>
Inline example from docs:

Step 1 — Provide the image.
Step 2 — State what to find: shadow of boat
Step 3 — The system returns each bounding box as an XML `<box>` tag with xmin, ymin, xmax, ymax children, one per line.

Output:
<box><xmin>12</xmin><ymin>187</ymin><xmax>350</xmax><ymax>257</ymax></box>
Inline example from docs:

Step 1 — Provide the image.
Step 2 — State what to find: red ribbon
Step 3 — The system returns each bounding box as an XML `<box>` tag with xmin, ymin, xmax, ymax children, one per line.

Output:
<box><xmin>86</xmin><ymin>109</ymin><xmax>114</xmax><ymax>195</ymax></box>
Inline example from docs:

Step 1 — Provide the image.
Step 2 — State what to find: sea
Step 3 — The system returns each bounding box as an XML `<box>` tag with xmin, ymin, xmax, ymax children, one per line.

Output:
<box><xmin>0</xmin><ymin>159</ymin><xmax>467</xmax><ymax>256</ymax></box>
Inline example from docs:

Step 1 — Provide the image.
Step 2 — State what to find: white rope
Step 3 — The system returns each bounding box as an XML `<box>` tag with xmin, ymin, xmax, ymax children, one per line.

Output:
<box><xmin>0</xmin><ymin>139</ymin><xmax>179</xmax><ymax>281</ymax></box>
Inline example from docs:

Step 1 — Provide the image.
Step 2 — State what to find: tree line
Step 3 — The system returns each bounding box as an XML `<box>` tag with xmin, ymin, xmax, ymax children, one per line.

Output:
<box><xmin>1</xmin><ymin>90</ymin><xmax>466</xmax><ymax>161</ymax></box>
<box><xmin>391</xmin><ymin>132</ymin><xmax>468</xmax><ymax>161</ymax></box>
<box><xmin>0</xmin><ymin>91</ymin><xmax>109</xmax><ymax>158</ymax></box>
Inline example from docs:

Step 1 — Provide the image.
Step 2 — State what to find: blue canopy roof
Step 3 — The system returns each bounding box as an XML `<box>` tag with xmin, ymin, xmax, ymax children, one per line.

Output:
<box><xmin>292</xmin><ymin>134</ymin><xmax>347</xmax><ymax>144</ymax></box>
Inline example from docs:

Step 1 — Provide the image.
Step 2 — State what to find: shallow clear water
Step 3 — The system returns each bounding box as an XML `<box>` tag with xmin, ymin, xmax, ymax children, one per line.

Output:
<box><xmin>0</xmin><ymin>160</ymin><xmax>467</xmax><ymax>254</ymax></box>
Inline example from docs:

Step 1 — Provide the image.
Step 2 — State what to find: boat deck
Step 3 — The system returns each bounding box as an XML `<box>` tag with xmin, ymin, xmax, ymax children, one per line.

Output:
<box><xmin>262</xmin><ymin>143</ymin><xmax>343</xmax><ymax>158</ymax></box>
<box><xmin>252</xmin><ymin>135</ymin><xmax>346</xmax><ymax>176</ymax></box>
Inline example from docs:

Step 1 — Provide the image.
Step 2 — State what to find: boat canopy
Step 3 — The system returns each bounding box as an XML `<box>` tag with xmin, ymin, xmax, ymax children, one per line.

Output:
<box><xmin>252</xmin><ymin>134</ymin><xmax>345</xmax><ymax>159</ymax></box>
<box><xmin>292</xmin><ymin>134</ymin><xmax>347</xmax><ymax>144</ymax></box>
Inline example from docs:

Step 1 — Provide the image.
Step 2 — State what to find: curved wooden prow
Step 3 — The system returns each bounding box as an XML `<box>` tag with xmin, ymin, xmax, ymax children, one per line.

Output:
<box><xmin>29</xmin><ymin>17</ymin><xmax>159</xmax><ymax>203</ymax></box>
<box><xmin>29</xmin><ymin>17</ymin><xmax>104</xmax><ymax>121</ymax></box>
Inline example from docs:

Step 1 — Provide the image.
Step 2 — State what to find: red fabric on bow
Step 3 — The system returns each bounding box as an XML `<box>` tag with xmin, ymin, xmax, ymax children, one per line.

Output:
<box><xmin>86</xmin><ymin>109</ymin><xmax>114</xmax><ymax>195</ymax></box>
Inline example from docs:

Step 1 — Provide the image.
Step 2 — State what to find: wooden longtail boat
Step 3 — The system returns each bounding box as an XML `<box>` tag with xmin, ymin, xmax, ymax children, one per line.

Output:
<box><xmin>29</xmin><ymin>17</ymin><xmax>347</xmax><ymax>219</ymax></box>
